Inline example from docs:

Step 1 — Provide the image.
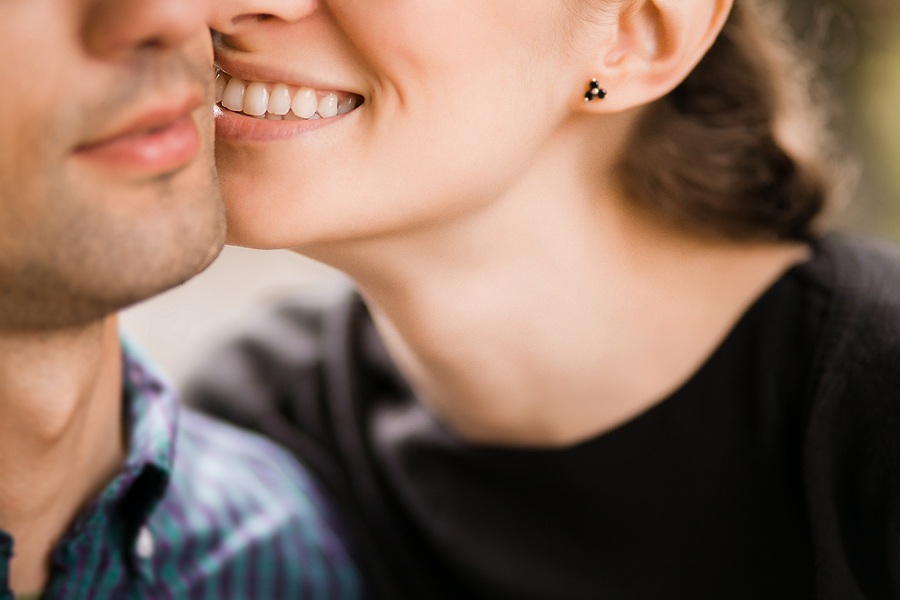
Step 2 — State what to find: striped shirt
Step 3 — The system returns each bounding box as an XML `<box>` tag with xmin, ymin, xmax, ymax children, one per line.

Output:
<box><xmin>0</xmin><ymin>341</ymin><xmax>363</xmax><ymax>600</ymax></box>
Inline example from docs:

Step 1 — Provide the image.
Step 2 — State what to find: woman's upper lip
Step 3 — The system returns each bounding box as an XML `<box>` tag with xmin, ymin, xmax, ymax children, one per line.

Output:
<box><xmin>76</xmin><ymin>92</ymin><xmax>204</xmax><ymax>151</ymax></box>
<box><xmin>214</xmin><ymin>55</ymin><xmax>361</xmax><ymax>97</ymax></box>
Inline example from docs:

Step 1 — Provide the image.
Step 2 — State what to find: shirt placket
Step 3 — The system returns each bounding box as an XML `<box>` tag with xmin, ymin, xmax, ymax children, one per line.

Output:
<box><xmin>0</xmin><ymin>531</ymin><xmax>13</xmax><ymax>600</ymax></box>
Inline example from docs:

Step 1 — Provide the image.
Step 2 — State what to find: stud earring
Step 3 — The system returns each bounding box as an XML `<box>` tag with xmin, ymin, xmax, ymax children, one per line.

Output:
<box><xmin>584</xmin><ymin>79</ymin><xmax>607</xmax><ymax>102</ymax></box>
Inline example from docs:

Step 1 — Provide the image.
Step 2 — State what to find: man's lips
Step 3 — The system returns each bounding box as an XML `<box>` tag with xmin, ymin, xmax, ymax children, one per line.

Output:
<box><xmin>74</xmin><ymin>98</ymin><xmax>204</xmax><ymax>177</ymax></box>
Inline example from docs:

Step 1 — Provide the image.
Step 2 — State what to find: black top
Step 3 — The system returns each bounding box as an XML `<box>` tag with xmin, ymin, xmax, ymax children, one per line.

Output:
<box><xmin>184</xmin><ymin>234</ymin><xmax>900</xmax><ymax>600</ymax></box>
<box><xmin>368</xmin><ymin>262</ymin><xmax>827</xmax><ymax>599</ymax></box>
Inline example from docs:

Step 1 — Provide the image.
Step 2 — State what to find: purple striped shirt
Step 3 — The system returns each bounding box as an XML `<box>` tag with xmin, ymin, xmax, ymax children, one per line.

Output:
<box><xmin>0</xmin><ymin>340</ymin><xmax>363</xmax><ymax>599</ymax></box>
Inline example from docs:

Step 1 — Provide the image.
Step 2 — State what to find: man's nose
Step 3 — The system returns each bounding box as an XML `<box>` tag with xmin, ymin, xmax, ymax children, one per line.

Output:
<box><xmin>83</xmin><ymin>0</ymin><xmax>211</xmax><ymax>59</ymax></box>
<box><xmin>209</xmin><ymin>0</ymin><xmax>318</xmax><ymax>34</ymax></box>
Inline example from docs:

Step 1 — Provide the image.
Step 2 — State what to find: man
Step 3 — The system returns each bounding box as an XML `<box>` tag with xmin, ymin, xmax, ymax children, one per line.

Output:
<box><xmin>0</xmin><ymin>0</ymin><xmax>361</xmax><ymax>598</ymax></box>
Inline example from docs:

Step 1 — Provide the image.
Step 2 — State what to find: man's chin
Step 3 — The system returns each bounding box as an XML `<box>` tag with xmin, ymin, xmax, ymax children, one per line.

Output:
<box><xmin>0</xmin><ymin>231</ymin><xmax>225</xmax><ymax>334</ymax></box>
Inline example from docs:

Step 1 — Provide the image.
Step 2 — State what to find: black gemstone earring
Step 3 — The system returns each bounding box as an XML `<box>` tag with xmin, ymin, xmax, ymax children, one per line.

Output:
<box><xmin>584</xmin><ymin>79</ymin><xmax>607</xmax><ymax>102</ymax></box>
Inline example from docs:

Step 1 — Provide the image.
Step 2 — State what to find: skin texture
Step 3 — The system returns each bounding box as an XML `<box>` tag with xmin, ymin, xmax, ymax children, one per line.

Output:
<box><xmin>211</xmin><ymin>0</ymin><xmax>732</xmax><ymax>251</ymax></box>
<box><xmin>211</xmin><ymin>0</ymin><xmax>811</xmax><ymax>446</ymax></box>
<box><xmin>212</xmin><ymin>0</ymin><xmax>591</xmax><ymax>248</ymax></box>
<box><xmin>0</xmin><ymin>0</ymin><xmax>224</xmax><ymax>331</ymax></box>
<box><xmin>0</xmin><ymin>0</ymin><xmax>222</xmax><ymax>594</ymax></box>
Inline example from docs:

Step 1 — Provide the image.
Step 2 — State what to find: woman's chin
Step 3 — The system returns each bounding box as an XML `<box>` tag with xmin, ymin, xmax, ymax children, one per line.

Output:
<box><xmin>222</xmin><ymin>210</ymin><xmax>295</xmax><ymax>250</ymax></box>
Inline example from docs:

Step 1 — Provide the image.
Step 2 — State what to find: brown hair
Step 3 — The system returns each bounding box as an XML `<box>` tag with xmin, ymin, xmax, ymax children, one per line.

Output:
<box><xmin>620</xmin><ymin>0</ymin><xmax>841</xmax><ymax>241</ymax></box>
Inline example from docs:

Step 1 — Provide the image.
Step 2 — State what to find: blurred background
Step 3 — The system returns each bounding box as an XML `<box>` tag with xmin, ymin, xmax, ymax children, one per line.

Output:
<box><xmin>121</xmin><ymin>0</ymin><xmax>900</xmax><ymax>386</ymax></box>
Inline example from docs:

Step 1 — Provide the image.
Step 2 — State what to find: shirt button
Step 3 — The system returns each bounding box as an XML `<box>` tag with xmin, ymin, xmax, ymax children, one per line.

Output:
<box><xmin>136</xmin><ymin>526</ymin><xmax>155</xmax><ymax>560</ymax></box>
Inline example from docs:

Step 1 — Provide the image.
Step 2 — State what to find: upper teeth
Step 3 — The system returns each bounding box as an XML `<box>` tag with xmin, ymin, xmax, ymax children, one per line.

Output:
<box><xmin>215</xmin><ymin>68</ymin><xmax>361</xmax><ymax>121</ymax></box>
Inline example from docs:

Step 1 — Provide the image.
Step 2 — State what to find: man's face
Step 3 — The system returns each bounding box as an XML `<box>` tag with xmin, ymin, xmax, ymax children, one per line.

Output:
<box><xmin>0</xmin><ymin>0</ymin><xmax>225</xmax><ymax>331</ymax></box>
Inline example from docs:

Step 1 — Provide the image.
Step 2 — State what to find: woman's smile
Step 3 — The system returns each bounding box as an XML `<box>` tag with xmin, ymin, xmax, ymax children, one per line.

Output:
<box><xmin>217</xmin><ymin>69</ymin><xmax>362</xmax><ymax>119</ymax></box>
<box><xmin>212</xmin><ymin>60</ymin><xmax>365</xmax><ymax>142</ymax></box>
<box><xmin>208</xmin><ymin>0</ymin><xmax>584</xmax><ymax>249</ymax></box>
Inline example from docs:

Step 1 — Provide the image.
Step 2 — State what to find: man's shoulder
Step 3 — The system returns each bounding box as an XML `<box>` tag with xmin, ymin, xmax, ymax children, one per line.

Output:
<box><xmin>170</xmin><ymin>406</ymin><xmax>332</xmax><ymax>511</ymax></box>
<box><xmin>147</xmin><ymin>407</ymin><xmax>362</xmax><ymax>597</ymax></box>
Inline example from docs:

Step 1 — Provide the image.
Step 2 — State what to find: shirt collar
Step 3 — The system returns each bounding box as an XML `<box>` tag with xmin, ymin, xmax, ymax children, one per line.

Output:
<box><xmin>56</xmin><ymin>338</ymin><xmax>179</xmax><ymax>553</ymax></box>
<box><xmin>120</xmin><ymin>337</ymin><xmax>179</xmax><ymax>481</ymax></box>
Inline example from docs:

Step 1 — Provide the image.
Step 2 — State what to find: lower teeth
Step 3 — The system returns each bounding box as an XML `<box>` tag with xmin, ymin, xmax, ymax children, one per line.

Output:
<box><xmin>218</xmin><ymin>102</ymin><xmax>355</xmax><ymax>122</ymax></box>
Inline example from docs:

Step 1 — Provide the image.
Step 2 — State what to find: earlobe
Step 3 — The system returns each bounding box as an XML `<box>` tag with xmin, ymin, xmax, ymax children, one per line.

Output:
<box><xmin>577</xmin><ymin>0</ymin><xmax>734</xmax><ymax>114</ymax></box>
<box><xmin>584</xmin><ymin>79</ymin><xmax>608</xmax><ymax>102</ymax></box>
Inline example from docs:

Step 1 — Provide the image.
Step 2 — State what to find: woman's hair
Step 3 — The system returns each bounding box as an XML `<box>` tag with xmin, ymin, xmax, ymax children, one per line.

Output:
<box><xmin>618</xmin><ymin>0</ymin><xmax>843</xmax><ymax>241</ymax></box>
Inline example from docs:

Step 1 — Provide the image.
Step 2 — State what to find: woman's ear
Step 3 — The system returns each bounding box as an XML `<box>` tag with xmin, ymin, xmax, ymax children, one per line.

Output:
<box><xmin>577</xmin><ymin>0</ymin><xmax>734</xmax><ymax>113</ymax></box>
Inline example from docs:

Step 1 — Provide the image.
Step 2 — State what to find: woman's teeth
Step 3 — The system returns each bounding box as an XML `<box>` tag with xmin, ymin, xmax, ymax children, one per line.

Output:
<box><xmin>215</xmin><ymin>69</ymin><xmax>362</xmax><ymax>121</ymax></box>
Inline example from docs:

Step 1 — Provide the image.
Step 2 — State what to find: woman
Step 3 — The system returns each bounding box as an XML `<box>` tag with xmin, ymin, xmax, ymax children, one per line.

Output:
<box><xmin>190</xmin><ymin>0</ymin><xmax>900</xmax><ymax>598</ymax></box>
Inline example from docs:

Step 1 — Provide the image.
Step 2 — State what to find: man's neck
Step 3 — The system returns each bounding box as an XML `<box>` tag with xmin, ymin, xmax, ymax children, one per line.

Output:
<box><xmin>0</xmin><ymin>316</ymin><xmax>126</xmax><ymax>595</ymax></box>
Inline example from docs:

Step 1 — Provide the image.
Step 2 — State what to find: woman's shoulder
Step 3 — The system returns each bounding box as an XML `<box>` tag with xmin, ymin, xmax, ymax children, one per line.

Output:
<box><xmin>802</xmin><ymin>233</ymin><xmax>900</xmax><ymax>452</ymax></box>
<box><xmin>809</xmin><ymin>233</ymin><xmax>900</xmax><ymax>397</ymax></box>
<box><xmin>798</xmin><ymin>234</ymin><xmax>900</xmax><ymax>599</ymax></box>
<box><xmin>818</xmin><ymin>232</ymin><xmax>900</xmax><ymax>303</ymax></box>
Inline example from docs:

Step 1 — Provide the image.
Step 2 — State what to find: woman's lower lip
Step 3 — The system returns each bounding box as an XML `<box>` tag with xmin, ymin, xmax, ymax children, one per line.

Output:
<box><xmin>214</xmin><ymin>105</ymin><xmax>355</xmax><ymax>142</ymax></box>
<box><xmin>74</xmin><ymin>114</ymin><xmax>200</xmax><ymax>176</ymax></box>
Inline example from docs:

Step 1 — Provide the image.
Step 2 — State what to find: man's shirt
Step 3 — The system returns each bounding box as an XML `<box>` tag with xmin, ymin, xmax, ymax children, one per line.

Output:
<box><xmin>0</xmin><ymin>341</ymin><xmax>363</xmax><ymax>600</ymax></box>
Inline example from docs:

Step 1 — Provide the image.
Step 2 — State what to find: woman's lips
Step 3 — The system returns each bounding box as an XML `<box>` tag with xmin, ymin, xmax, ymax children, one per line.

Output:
<box><xmin>74</xmin><ymin>104</ymin><xmax>201</xmax><ymax>177</ymax></box>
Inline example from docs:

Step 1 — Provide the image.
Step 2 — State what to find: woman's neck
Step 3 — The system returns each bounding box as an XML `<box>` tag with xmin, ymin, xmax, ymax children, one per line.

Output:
<box><xmin>303</xmin><ymin>123</ymin><xmax>810</xmax><ymax>448</ymax></box>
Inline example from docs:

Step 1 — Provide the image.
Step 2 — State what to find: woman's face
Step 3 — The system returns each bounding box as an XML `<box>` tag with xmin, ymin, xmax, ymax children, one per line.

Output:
<box><xmin>211</xmin><ymin>0</ymin><xmax>599</xmax><ymax>249</ymax></box>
